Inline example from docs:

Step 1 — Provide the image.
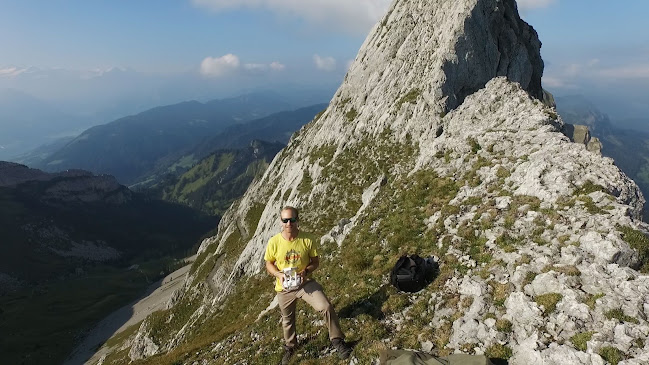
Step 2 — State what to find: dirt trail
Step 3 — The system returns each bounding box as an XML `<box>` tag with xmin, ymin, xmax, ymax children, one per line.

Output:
<box><xmin>64</xmin><ymin>256</ymin><xmax>196</xmax><ymax>365</ymax></box>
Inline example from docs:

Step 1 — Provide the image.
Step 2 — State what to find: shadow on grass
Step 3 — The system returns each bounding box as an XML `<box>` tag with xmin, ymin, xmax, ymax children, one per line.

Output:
<box><xmin>490</xmin><ymin>358</ymin><xmax>509</xmax><ymax>365</ymax></box>
<box><xmin>338</xmin><ymin>285</ymin><xmax>390</xmax><ymax>320</ymax></box>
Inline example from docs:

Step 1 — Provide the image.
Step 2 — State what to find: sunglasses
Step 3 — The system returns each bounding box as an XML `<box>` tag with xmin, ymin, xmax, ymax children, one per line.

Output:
<box><xmin>281</xmin><ymin>217</ymin><xmax>298</xmax><ymax>223</ymax></box>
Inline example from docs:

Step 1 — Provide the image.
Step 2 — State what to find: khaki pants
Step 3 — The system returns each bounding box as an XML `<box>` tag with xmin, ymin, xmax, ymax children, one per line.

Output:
<box><xmin>277</xmin><ymin>279</ymin><xmax>344</xmax><ymax>348</ymax></box>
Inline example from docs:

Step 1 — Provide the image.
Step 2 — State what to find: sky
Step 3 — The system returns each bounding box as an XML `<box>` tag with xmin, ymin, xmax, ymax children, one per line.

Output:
<box><xmin>0</xmin><ymin>0</ymin><xmax>648</xmax><ymax>123</ymax></box>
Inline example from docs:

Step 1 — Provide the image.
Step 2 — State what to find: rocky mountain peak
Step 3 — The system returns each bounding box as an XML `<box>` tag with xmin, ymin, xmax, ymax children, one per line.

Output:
<box><xmin>110</xmin><ymin>1</ymin><xmax>649</xmax><ymax>364</ymax></box>
<box><xmin>321</xmin><ymin>0</ymin><xmax>542</xmax><ymax>143</ymax></box>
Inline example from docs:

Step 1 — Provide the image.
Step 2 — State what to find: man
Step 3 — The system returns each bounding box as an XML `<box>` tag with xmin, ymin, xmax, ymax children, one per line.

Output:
<box><xmin>264</xmin><ymin>206</ymin><xmax>352</xmax><ymax>364</ymax></box>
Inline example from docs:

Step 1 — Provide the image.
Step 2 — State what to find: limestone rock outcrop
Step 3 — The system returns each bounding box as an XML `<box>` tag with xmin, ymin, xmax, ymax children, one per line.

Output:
<box><xmin>113</xmin><ymin>0</ymin><xmax>649</xmax><ymax>364</ymax></box>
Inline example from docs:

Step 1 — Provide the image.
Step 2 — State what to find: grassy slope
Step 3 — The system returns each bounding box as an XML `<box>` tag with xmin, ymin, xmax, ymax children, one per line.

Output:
<box><xmin>100</xmin><ymin>119</ymin><xmax>649</xmax><ymax>364</ymax></box>
<box><xmin>159</xmin><ymin>142</ymin><xmax>283</xmax><ymax>216</ymax></box>
<box><xmin>101</xmin><ymin>131</ymin><xmax>470</xmax><ymax>365</ymax></box>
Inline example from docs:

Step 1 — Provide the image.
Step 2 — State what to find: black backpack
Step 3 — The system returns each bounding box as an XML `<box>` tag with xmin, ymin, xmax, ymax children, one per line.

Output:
<box><xmin>390</xmin><ymin>255</ymin><xmax>438</xmax><ymax>293</ymax></box>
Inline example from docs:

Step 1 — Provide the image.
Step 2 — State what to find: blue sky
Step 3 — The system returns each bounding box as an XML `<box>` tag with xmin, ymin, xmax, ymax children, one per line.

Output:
<box><xmin>1</xmin><ymin>0</ymin><xmax>648</xmax><ymax>121</ymax></box>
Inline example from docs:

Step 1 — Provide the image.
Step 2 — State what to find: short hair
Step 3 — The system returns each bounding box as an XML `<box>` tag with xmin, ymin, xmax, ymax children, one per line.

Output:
<box><xmin>280</xmin><ymin>206</ymin><xmax>299</xmax><ymax>219</ymax></box>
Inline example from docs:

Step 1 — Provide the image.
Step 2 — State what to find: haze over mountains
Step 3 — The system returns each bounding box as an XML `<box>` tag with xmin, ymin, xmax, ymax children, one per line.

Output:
<box><xmin>14</xmin><ymin>95</ymin><xmax>322</xmax><ymax>186</ymax></box>
<box><xmin>0</xmin><ymin>65</ymin><xmax>336</xmax><ymax>161</ymax></box>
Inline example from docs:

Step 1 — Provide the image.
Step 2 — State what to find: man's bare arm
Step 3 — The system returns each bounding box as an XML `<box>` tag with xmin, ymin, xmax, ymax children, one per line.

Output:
<box><xmin>265</xmin><ymin>260</ymin><xmax>284</xmax><ymax>281</ymax></box>
<box><xmin>299</xmin><ymin>256</ymin><xmax>319</xmax><ymax>278</ymax></box>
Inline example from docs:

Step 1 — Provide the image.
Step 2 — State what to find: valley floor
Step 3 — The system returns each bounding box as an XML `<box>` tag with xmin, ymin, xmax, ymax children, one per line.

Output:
<box><xmin>64</xmin><ymin>256</ymin><xmax>196</xmax><ymax>365</ymax></box>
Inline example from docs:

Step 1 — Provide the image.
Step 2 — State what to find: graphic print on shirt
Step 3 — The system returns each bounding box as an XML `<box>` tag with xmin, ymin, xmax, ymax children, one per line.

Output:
<box><xmin>285</xmin><ymin>249</ymin><xmax>301</xmax><ymax>266</ymax></box>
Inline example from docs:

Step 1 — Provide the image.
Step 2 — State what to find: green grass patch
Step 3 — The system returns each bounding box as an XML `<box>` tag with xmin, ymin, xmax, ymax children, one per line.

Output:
<box><xmin>396</xmin><ymin>89</ymin><xmax>421</xmax><ymax>110</ymax></box>
<box><xmin>542</xmin><ymin>265</ymin><xmax>581</xmax><ymax>276</ymax></box>
<box><xmin>570</xmin><ymin>331</ymin><xmax>594</xmax><ymax>351</ymax></box>
<box><xmin>604</xmin><ymin>308</ymin><xmax>640</xmax><ymax>324</ymax></box>
<box><xmin>467</xmin><ymin>137</ymin><xmax>481</xmax><ymax>154</ymax></box>
<box><xmin>495</xmin><ymin>319</ymin><xmax>513</xmax><ymax>333</ymax></box>
<box><xmin>298</xmin><ymin>170</ymin><xmax>313</xmax><ymax>195</ymax></box>
<box><xmin>599</xmin><ymin>346</ymin><xmax>624</xmax><ymax>365</ymax></box>
<box><xmin>584</xmin><ymin>293</ymin><xmax>605</xmax><ymax>310</ymax></box>
<box><xmin>535</xmin><ymin>293</ymin><xmax>563</xmax><ymax>315</ymax></box>
<box><xmin>485</xmin><ymin>343</ymin><xmax>512</xmax><ymax>360</ymax></box>
<box><xmin>495</xmin><ymin>232</ymin><xmax>523</xmax><ymax>253</ymax></box>
<box><xmin>617</xmin><ymin>225</ymin><xmax>649</xmax><ymax>273</ymax></box>
<box><xmin>346</xmin><ymin>108</ymin><xmax>358</xmax><ymax>122</ymax></box>
<box><xmin>574</xmin><ymin>181</ymin><xmax>606</xmax><ymax>196</ymax></box>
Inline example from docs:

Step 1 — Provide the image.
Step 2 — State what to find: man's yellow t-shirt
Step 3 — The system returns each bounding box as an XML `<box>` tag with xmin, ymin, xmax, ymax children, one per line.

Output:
<box><xmin>264</xmin><ymin>232</ymin><xmax>318</xmax><ymax>292</ymax></box>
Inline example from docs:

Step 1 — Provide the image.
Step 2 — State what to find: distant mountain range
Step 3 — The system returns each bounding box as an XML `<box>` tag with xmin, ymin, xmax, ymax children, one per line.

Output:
<box><xmin>1</xmin><ymin>66</ymin><xmax>336</xmax><ymax>161</ymax></box>
<box><xmin>32</xmin><ymin>92</ymin><xmax>297</xmax><ymax>184</ymax></box>
<box><xmin>135</xmin><ymin>103</ymin><xmax>327</xmax><ymax>187</ymax></box>
<box><xmin>0</xmin><ymin>89</ymin><xmax>88</xmax><ymax>159</ymax></box>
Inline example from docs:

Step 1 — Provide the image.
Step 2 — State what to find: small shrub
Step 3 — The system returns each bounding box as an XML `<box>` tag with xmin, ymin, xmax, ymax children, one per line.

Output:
<box><xmin>574</xmin><ymin>181</ymin><xmax>606</xmax><ymax>196</ymax></box>
<box><xmin>496</xmin><ymin>166</ymin><xmax>510</xmax><ymax>179</ymax></box>
<box><xmin>496</xmin><ymin>232</ymin><xmax>520</xmax><ymax>253</ymax></box>
<box><xmin>577</xmin><ymin>196</ymin><xmax>604</xmax><ymax>214</ymax></box>
<box><xmin>484</xmin><ymin>313</ymin><xmax>497</xmax><ymax>320</ymax></box>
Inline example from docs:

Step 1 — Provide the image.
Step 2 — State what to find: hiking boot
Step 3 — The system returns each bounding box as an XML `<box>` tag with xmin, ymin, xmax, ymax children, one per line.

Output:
<box><xmin>331</xmin><ymin>338</ymin><xmax>352</xmax><ymax>359</ymax></box>
<box><xmin>281</xmin><ymin>345</ymin><xmax>295</xmax><ymax>365</ymax></box>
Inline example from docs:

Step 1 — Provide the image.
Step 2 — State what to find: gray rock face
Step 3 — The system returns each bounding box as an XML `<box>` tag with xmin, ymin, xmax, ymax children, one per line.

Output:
<box><xmin>116</xmin><ymin>0</ymin><xmax>649</xmax><ymax>363</ymax></box>
<box><xmin>561</xmin><ymin>123</ymin><xmax>602</xmax><ymax>155</ymax></box>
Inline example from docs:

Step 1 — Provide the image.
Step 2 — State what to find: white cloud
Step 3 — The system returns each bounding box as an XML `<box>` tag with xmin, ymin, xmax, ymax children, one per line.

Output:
<box><xmin>200</xmin><ymin>54</ymin><xmax>240</xmax><ymax>77</ymax></box>
<box><xmin>0</xmin><ymin>67</ymin><xmax>27</xmax><ymax>77</ymax></box>
<box><xmin>200</xmin><ymin>56</ymin><xmax>285</xmax><ymax>77</ymax></box>
<box><xmin>542</xmin><ymin>76</ymin><xmax>578</xmax><ymax>89</ymax></box>
<box><xmin>270</xmin><ymin>62</ymin><xmax>285</xmax><ymax>71</ymax></box>
<box><xmin>192</xmin><ymin>0</ymin><xmax>392</xmax><ymax>35</ymax></box>
<box><xmin>313</xmin><ymin>55</ymin><xmax>336</xmax><ymax>72</ymax></box>
<box><xmin>517</xmin><ymin>0</ymin><xmax>557</xmax><ymax>11</ymax></box>
<box><xmin>596</xmin><ymin>65</ymin><xmax>649</xmax><ymax>79</ymax></box>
